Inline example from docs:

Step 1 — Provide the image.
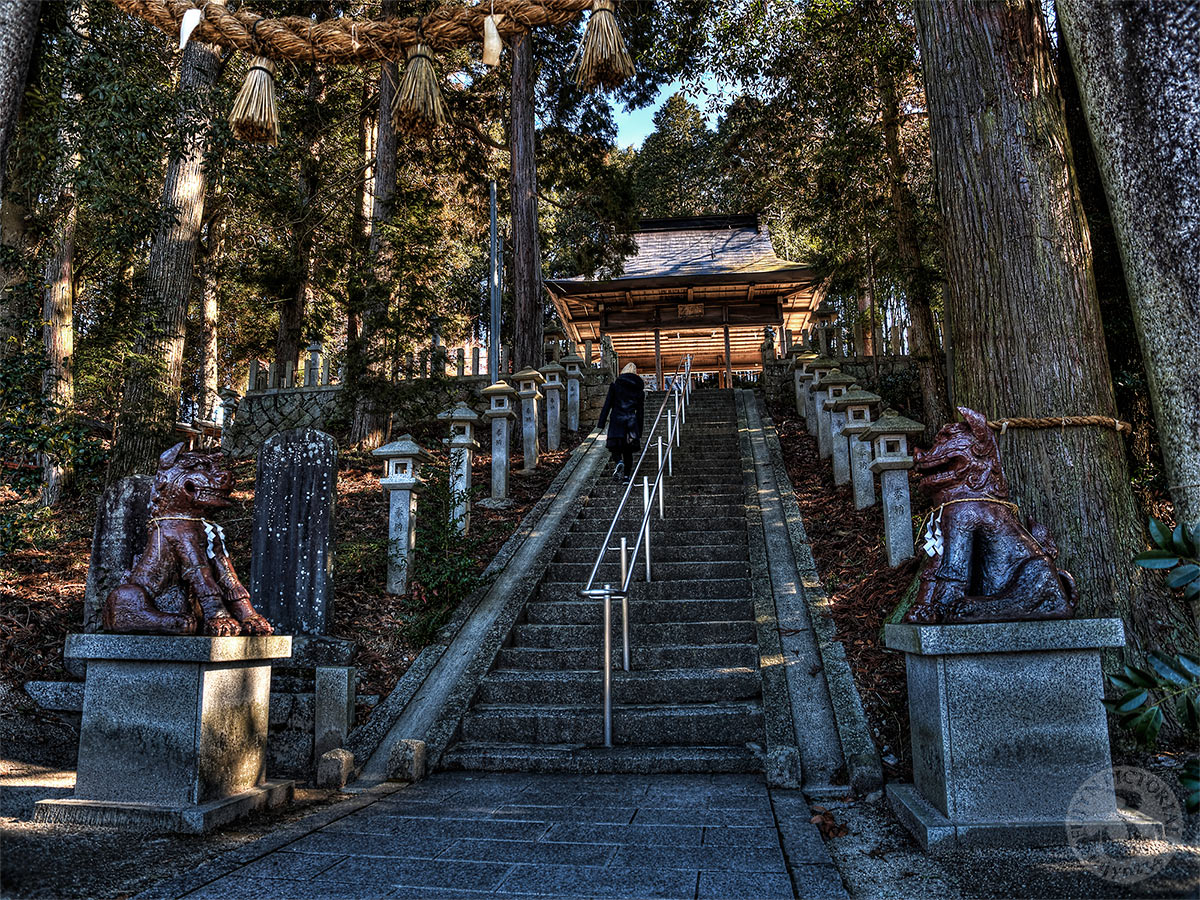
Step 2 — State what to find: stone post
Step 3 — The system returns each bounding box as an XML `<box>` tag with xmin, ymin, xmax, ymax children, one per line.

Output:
<box><xmin>499</xmin><ymin>345</ymin><xmax>510</xmax><ymax>377</ymax></box>
<box><xmin>540</xmin><ymin>361</ymin><xmax>566</xmax><ymax>451</ymax></box>
<box><xmin>839</xmin><ymin>386</ymin><xmax>882</xmax><ymax>509</ymax></box>
<box><xmin>816</xmin><ymin>369</ymin><xmax>854</xmax><ymax>460</ymax></box>
<box><xmin>791</xmin><ymin>352</ymin><xmax>817</xmax><ymax>418</ymax></box>
<box><xmin>305</xmin><ymin>342</ymin><xmax>322</xmax><ymax>387</ymax></box>
<box><xmin>456</xmin><ymin>348</ymin><xmax>466</xmax><ymax>378</ymax></box>
<box><xmin>247</xmin><ymin>360</ymin><xmax>261</xmax><ymax>394</ymax></box>
<box><xmin>372</xmin><ymin>436</ymin><xmax>430</xmax><ymax>595</ymax></box>
<box><xmin>418</xmin><ymin>350</ymin><xmax>429</xmax><ymax>379</ymax></box>
<box><xmin>471</xmin><ymin>346</ymin><xmax>481</xmax><ymax>376</ymax></box>
<box><xmin>584</xmin><ymin>339</ymin><xmax>593</xmax><ymax>368</ymax></box>
<box><xmin>828</xmin><ymin>384</ymin><xmax>879</xmax><ymax>492</ymax></box>
<box><xmin>482</xmin><ymin>382</ymin><xmax>518</xmax><ymax>504</ymax></box>
<box><xmin>805</xmin><ymin>358</ymin><xmax>837</xmax><ymax>437</ymax></box>
<box><xmin>267</xmin><ymin>361</ymin><xmax>278</xmax><ymax>390</ymax></box>
<box><xmin>783</xmin><ymin>328</ymin><xmax>793</xmax><ymax>354</ymax></box>
<box><xmin>283</xmin><ymin>361</ymin><xmax>295</xmax><ymax>389</ymax></box>
<box><xmin>562</xmin><ymin>352</ymin><xmax>584</xmax><ymax>432</ymax></box>
<box><xmin>405</xmin><ymin>352</ymin><xmax>415</xmax><ymax>380</ymax></box>
<box><xmin>864</xmin><ymin>409</ymin><xmax>924</xmax><ymax>567</ymax></box>
<box><xmin>514</xmin><ymin>367</ymin><xmax>546</xmax><ymax>472</ymax></box>
<box><xmin>438</xmin><ymin>401</ymin><xmax>480</xmax><ymax>534</ymax></box>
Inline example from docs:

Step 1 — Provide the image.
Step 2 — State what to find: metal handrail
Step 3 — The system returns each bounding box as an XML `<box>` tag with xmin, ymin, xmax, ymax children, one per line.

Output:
<box><xmin>578</xmin><ymin>354</ymin><xmax>693</xmax><ymax>746</ymax></box>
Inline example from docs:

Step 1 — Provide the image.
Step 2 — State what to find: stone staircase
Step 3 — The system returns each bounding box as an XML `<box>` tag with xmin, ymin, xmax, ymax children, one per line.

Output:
<box><xmin>443</xmin><ymin>390</ymin><xmax>768</xmax><ymax>773</ymax></box>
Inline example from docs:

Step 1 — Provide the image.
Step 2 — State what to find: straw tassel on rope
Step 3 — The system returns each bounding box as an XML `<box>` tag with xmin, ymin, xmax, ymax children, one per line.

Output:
<box><xmin>229</xmin><ymin>56</ymin><xmax>279</xmax><ymax>145</ymax></box>
<box><xmin>574</xmin><ymin>0</ymin><xmax>634</xmax><ymax>90</ymax></box>
<box><xmin>392</xmin><ymin>42</ymin><xmax>447</xmax><ymax>134</ymax></box>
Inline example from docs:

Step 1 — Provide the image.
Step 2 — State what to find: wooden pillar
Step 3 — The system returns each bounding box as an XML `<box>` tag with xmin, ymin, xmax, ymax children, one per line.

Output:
<box><xmin>654</xmin><ymin>329</ymin><xmax>663</xmax><ymax>389</ymax></box>
<box><xmin>723</xmin><ymin>324</ymin><xmax>733</xmax><ymax>391</ymax></box>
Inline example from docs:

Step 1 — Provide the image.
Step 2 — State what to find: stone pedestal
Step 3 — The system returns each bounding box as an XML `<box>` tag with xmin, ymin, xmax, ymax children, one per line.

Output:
<box><xmin>874</xmin><ymin>465</ymin><xmax>914</xmax><ymax>566</ymax></box>
<box><xmin>829</xmin><ymin>407</ymin><xmax>850</xmax><ymax>485</ymax></box>
<box><xmin>35</xmin><ymin>634</ymin><xmax>293</xmax><ymax>833</ymax></box>
<box><xmin>884</xmin><ymin>620</ymin><xmax>1163</xmax><ymax>852</ymax></box>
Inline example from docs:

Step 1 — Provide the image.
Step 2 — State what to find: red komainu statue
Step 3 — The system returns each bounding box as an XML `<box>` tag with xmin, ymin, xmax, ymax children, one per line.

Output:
<box><xmin>906</xmin><ymin>407</ymin><xmax>1077</xmax><ymax>625</ymax></box>
<box><xmin>103</xmin><ymin>443</ymin><xmax>273</xmax><ymax>636</ymax></box>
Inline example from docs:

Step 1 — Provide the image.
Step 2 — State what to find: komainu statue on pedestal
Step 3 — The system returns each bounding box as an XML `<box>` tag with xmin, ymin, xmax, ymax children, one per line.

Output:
<box><xmin>906</xmin><ymin>407</ymin><xmax>1077</xmax><ymax>625</ymax></box>
<box><xmin>103</xmin><ymin>443</ymin><xmax>274</xmax><ymax>636</ymax></box>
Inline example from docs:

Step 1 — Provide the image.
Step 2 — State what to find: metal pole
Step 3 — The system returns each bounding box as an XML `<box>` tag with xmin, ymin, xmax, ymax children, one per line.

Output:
<box><xmin>488</xmin><ymin>181</ymin><xmax>501</xmax><ymax>384</ymax></box>
<box><xmin>666</xmin><ymin>411</ymin><xmax>674</xmax><ymax>476</ymax></box>
<box><xmin>602</xmin><ymin>584</ymin><xmax>613</xmax><ymax>747</ymax></box>
<box><xmin>620</xmin><ymin>537</ymin><xmax>628</xmax><ymax>588</ymax></box>
<box><xmin>618</xmin><ymin>539</ymin><xmax>630</xmax><ymax>670</ymax></box>
<box><xmin>643</xmin><ymin>476</ymin><xmax>652</xmax><ymax>581</ymax></box>
<box><xmin>657</xmin><ymin>438</ymin><xmax>665</xmax><ymax>519</ymax></box>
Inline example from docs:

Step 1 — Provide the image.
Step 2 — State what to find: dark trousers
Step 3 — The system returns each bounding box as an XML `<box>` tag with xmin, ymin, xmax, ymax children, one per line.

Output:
<box><xmin>610</xmin><ymin>447</ymin><xmax>634</xmax><ymax>474</ymax></box>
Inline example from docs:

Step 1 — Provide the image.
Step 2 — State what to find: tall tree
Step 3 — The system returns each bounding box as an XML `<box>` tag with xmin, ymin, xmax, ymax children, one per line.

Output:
<box><xmin>197</xmin><ymin>190</ymin><xmax>224</xmax><ymax>420</ymax></box>
<box><xmin>914</xmin><ymin>0</ymin><xmax>1195</xmax><ymax>651</ymax></box>
<box><xmin>0</xmin><ymin>0</ymin><xmax>39</xmax><ymax>200</ymax></box>
<box><xmin>108</xmin><ymin>29</ymin><xmax>222</xmax><ymax>479</ymax></box>
<box><xmin>509</xmin><ymin>32</ymin><xmax>543</xmax><ymax>371</ymax></box>
<box><xmin>633</xmin><ymin>93</ymin><xmax>717</xmax><ymax>218</ymax></box>
<box><xmin>1057</xmin><ymin>1</ymin><xmax>1200</xmax><ymax>527</ymax></box>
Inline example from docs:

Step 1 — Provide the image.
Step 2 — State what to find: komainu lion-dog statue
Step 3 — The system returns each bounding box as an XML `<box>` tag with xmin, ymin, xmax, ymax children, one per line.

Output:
<box><xmin>103</xmin><ymin>443</ymin><xmax>274</xmax><ymax>636</ymax></box>
<box><xmin>906</xmin><ymin>407</ymin><xmax>1078</xmax><ymax>625</ymax></box>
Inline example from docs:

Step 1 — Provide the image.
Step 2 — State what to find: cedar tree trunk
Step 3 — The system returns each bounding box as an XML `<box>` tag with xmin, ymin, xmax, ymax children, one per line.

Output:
<box><xmin>913</xmin><ymin>0</ymin><xmax>1195</xmax><ymax>653</ymax></box>
<box><xmin>197</xmin><ymin>204</ymin><xmax>224</xmax><ymax>420</ymax></box>
<box><xmin>109</xmin><ymin>32</ymin><xmax>222</xmax><ymax>480</ymax></box>
<box><xmin>0</xmin><ymin>0</ymin><xmax>39</xmax><ymax>201</ymax></box>
<box><xmin>1057</xmin><ymin>0</ymin><xmax>1200</xmax><ymax>528</ymax></box>
<box><xmin>509</xmin><ymin>32</ymin><xmax>544</xmax><ymax>371</ymax></box>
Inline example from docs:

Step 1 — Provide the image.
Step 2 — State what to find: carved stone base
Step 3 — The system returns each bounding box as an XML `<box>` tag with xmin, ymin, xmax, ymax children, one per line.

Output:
<box><xmin>34</xmin><ymin>634</ymin><xmax>293</xmax><ymax>832</ymax></box>
<box><xmin>884</xmin><ymin>619</ymin><xmax>1164</xmax><ymax>851</ymax></box>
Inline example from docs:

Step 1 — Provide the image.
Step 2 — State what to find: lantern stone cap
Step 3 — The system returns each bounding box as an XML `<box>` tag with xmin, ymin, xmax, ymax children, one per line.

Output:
<box><xmin>544</xmin><ymin>323</ymin><xmax>565</xmax><ymax>339</ymax></box>
<box><xmin>540</xmin><ymin>361</ymin><xmax>566</xmax><ymax>376</ymax></box>
<box><xmin>814</xmin><ymin>300</ymin><xmax>839</xmax><ymax>322</ymax></box>
<box><xmin>806</xmin><ymin>356</ymin><xmax>840</xmax><ymax>371</ymax></box>
<box><xmin>827</xmin><ymin>385</ymin><xmax>882</xmax><ymax>411</ymax></box>
<box><xmin>560</xmin><ymin>352</ymin><xmax>585</xmax><ymax>368</ymax></box>
<box><xmin>513</xmin><ymin>367</ymin><xmax>546</xmax><ymax>385</ymax></box>
<box><xmin>218</xmin><ymin>387</ymin><xmax>241</xmax><ymax>400</ymax></box>
<box><xmin>438</xmin><ymin>401</ymin><xmax>480</xmax><ymax>423</ymax></box>
<box><xmin>372</xmin><ymin>434</ymin><xmax>431</xmax><ymax>461</ymax></box>
<box><xmin>789</xmin><ymin>351</ymin><xmax>819</xmax><ymax>369</ymax></box>
<box><xmin>819</xmin><ymin>369</ymin><xmax>856</xmax><ymax>389</ymax></box>
<box><xmin>482</xmin><ymin>381</ymin><xmax>517</xmax><ymax>397</ymax></box>
<box><xmin>862</xmin><ymin>408</ymin><xmax>925</xmax><ymax>440</ymax></box>
<box><xmin>306</xmin><ymin>340</ymin><xmax>323</xmax><ymax>352</ymax></box>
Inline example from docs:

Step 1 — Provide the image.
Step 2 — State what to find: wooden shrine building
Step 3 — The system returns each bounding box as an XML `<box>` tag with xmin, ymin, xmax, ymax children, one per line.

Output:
<box><xmin>545</xmin><ymin>215</ymin><xmax>820</xmax><ymax>385</ymax></box>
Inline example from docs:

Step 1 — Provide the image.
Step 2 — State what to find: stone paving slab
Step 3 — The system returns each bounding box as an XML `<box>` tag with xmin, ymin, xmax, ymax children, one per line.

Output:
<box><xmin>166</xmin><ymin>773</ymin><xmax>844</xmax><ymax>900</ymax></box>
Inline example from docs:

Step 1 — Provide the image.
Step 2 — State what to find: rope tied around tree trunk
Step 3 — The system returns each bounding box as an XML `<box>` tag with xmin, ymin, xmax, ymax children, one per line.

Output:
<box><xmin>109</xmin><ymin>0</ymin><xmax>595</xmax><ymax>63</ymax></box>
<box><xmin>987</xmin><ymin>415</ymin><xmax>1133</xmax><ymax>436</ymax></box>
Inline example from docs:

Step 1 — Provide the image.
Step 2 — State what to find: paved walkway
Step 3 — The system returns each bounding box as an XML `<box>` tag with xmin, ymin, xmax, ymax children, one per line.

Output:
<box><xmin>159</xmin><ymin>773</ymin><xmax>846</xmax><ymax>899</ymax></box>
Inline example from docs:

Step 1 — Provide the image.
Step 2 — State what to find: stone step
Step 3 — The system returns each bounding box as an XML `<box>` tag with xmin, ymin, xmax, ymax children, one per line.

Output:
<box><xmin>459</xmin><ymin>702</ymin><xmax>765</xmax><ymax>746</ymax></box>
<box><xmin>558</xmin><ymin>532</ymin><xmax>747</xmax><ymax>552</ymax></box>
<box><xmin>536</xmin><ymin>579</ymin><xmax>752</xmax><ymax>603</ymax></box>
<box><xmin>570</xmin><ymin>516</ymin><xmax>745</xmax><ymax>533</ymax></box>
<box><xmin>554</xmin><ymin>545</ymin><xmax>748</xmax><ymax>566</ymax></box>
<box><xmin>476</xmin><ymin>667</ymin><xmax>761</xmax><ymax>705</ymax></box>
<box><xmin>496</xmin><ymin>642</ymin><xmax>759</xmax><ymax>670</ymax></box>
<box><xmin>587</xmin><ymin>486</ymin><xmax>743</xmax><ymax>500</ymax></box>
<box><xmin>510</xmin><ymin>620</ymin><xmax>755</xmax><ymax>650</ymax></box>
<box><xmin>543</xmin><ymin>560</ymin><xmax>752</xmax><ymax>584</ymax></box>
<box><xmin>524</xmin><ymin>598</ymin><xmax>755</xmax><ymax>626</ymax></box>
<box><xmin>440</xmin><ymin>743</ymin><xmax>761</xmax><ymax>775</ymax></box>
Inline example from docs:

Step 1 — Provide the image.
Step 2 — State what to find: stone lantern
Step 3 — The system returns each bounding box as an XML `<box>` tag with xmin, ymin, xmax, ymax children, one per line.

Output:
<box><xmin>813</xmin><ymin>300</ymin><xmax>838</xmax><ymax>357</ymax></box>
<box><xmin>215</xmin><ymin>388</ymin><xmax>241</xmax><ymax>430</ymax></box>
<box><xmin>438</xmin><ymin>402</ymin><xmax>480</xmax><ymax>534</ymax></box>
<box><xmin>835</xmin><ymin>386</ymin><xmax>883</xmax><ymax>511</ymax></box>
<box><xmin>513</xmin><ymin>367</ymin><xmax>546</xmax><ymax>472</ymax></box>
<box><xmin>864</xmin><ymin>408</ymin><xmax>925</xmax><ymax>567</ymax></box>
<box><xmin>539</xmin><ymin>361</ymin><xmax>566</xmax><ymax>452</ymax></box>
<box><xmin>804</xmin><ymin>357</ymin><xmax>838</xmax><ymax>437</ymax></box>
<box><xmin>481</xmin><ymin>382</ymin><xmax>518</xmax><ymax>505</ymax></box>
<box><xmin>561</xmin><ymin>351</ymin><xmax>585</xmax><ymax>432</ymax></box>
<box><xmin>373</xmin><ymin>435</ymin><xmax>431</xmax><ymax>595</ymax></box>
<box><xmin>304</xmin><ymin>341</ymin><xmax>323</xmax><ymax>386</ymax></box>
<box><xmin>815</xmin><ymin>369</ymin><xmax>855</xmax><ymax>460</ymax></box>
<box><xmin>789</xmin><ymin>351</ymin><xmax>818</xmax><ymax>418</ymax></box>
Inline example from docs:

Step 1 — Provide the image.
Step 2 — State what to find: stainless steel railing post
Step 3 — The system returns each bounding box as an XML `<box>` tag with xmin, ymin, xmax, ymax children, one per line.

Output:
<box><xmin>642</xmin><ymin>476</ymin><xmax>652</xmax><ymax>581</ymax></box>
<box><xmin>656</xmin><ymin>437</ymin><xmax>665</xmax><ymax>518</ymax></box>
<box><xmin>666</xmin><ymin>410</ymin><xmax>675</xmax><ymax>476</ymax></box>
<box><xmin>619</xmin><ymin>539</ymin><xmax>630</xmax><ymax>671</ymax></box>
<box><xmin>603</xmin><ymin>584</ymin><xmax>613</xmax><ymax>747</ymax></box>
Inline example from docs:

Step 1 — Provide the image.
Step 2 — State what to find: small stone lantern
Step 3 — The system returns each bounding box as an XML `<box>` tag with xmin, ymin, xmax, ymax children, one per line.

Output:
<box><xmin>835</xmin><ymin>386</ymin><xmax>883</xmax><ymax>511</ymax></box>
<box><xmin>804</xmin><ymin>357</ymin><xmax>838</xmax><ymax>437</ymax></box>
<box><xmin>540</xmin><ymin>361</ymin><xmax>567</xmax><ymax>452</ymax></box>
<box><xmin>514</xmin><ymin>367</ymin><xmax>546</xmax><ymax>472</ymax></box>
<box><xmin>789</xmin><ymin>351</ymin><xmax>818</xmax><ymax>418</ymax></box>
<box><xmin>215</xmin><ymin>389</ymin><xmax>241</xmax><ymax>430</ymax></box>
<box><xmin>304</xmin><ymin>341</ymin><xmax>323</xmax><ymax>387</ymax></box>
<box><xmin>482</xmin><ymin>381</ymin><xmax>518</xmax><ymax>505</ymax></box>
<box><xmin>864</xmin><ymin>408</ymin><xmax>925</xmax><ymax>567</ymax></box>
<box><xmin>373</xmin><ymin>435</ymin><xmax>431</xmax><ymax>595</ymax></box>
<box><xmin>815</xmin><ymin>368</ymin><xmax>855</xmax><ymax>460</ymax></box>
<box><xmin>813</xmin><ymin>300</ymin><xmax>838</xmax><ymax>357</ymax></box>
<box><xmin>561</xmin><ymin>352</ymin><xmax>585</xmax><ymax>432</ymax></box>
<box><xmin>438</xmin><ymin>402</ymin><xmax>480</xmax><ymax>534</ymax></box>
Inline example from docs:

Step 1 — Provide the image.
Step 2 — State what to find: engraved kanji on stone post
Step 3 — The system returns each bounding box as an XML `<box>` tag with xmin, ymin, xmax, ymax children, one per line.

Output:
<box><xmin>373</xmin><ymin>436</ymin><xmax>430</xmax><ymax>595</ymax></box>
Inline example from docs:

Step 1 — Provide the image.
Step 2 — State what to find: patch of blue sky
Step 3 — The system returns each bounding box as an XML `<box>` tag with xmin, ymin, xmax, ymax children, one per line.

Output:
<box><xmin>609</xmin><ymin>74</ymin><xmax>735</xmax><ymax>149</ymax></box>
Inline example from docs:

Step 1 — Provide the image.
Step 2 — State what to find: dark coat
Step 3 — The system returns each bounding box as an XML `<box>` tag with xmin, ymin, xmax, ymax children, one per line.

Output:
<box><xmin>597</xmin><ymin>373</ymin><xmax>645</xmax><ymax>451</ymax></box>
